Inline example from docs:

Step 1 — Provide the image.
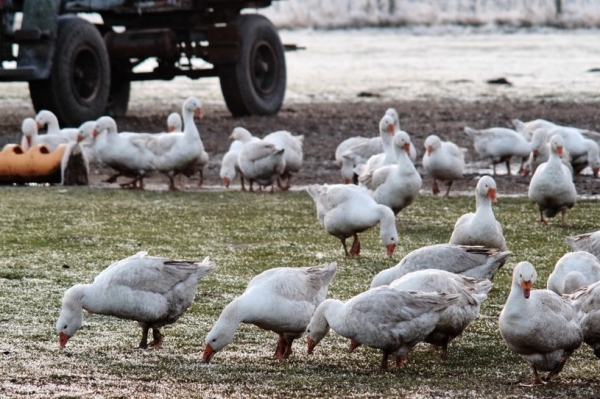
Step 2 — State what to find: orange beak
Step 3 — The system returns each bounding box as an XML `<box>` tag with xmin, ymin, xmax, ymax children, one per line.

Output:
<box><xmin>26</xmin><ymin>136</ymin><xmax>32</xmax><ymax>147</ymax></box>
<box><xmin>386</xmin><ymin>243</ymin><xmax>396</xmax><ymax>258</ymax></box>
<box><xmin>36</xmin><ymin>122</ymin><xmax>43</xmax><ymax>130</ymax></box>
<box><xmin>387</xmin><ymin>124</ymin><xmax>395</xmax><ymax>135</ymax></box>
<box><xmin>556</xmin><ymin>145</ymin><xmax>563</xmax><ymax>157</ymax></box>
<box><xmin>521</xmin><ymin>280</ymin><xmax>532</xmax><ymax>299</ymax></box>
<box><xmin>168</xmin><ymin>126</ymin><xmax>176</xmax><ymax>133</ymax></box>
<box><xmin>222</xmin><ymin>176</ymin><xmax>231</xmax><ymax>188</ymax></box>
<box><xmin>93</xmin><ymin>129</ymin><xmax>99</xmax><ymax>138</ymax></box>
<box><xmin>228</xmin><ymin>134</ymin><xmax>234</xmax><ymax>141</ymax></box>
<box><xmin>532</xmin><ymin>149</ymin><xmax>539</xmax><ymax>160</ymax></box>
<box><xmin>427</xmin><ymin>145</ymin><xmax>434</xmax><ymax>155</ymax></box>
<box><xmin>76</xmin><ymin>134</ymin><xmax>84</xmax><ymax>143</ymax></box>
<box><xmin>349</xmin><ymin>339</ymin><xmax>362</xmax><ymax>353</ymax></box>
<box><xmin>487</xmin><ymin>187</ymin><xmax>497</xmax><ymax>203</ymax></box>
<box><xmin>195</xmin><ymin>108</ymin><xmax>203</xmax><ymax>119</ymax></box>
<box><xmin>58</xmin><ymin>332</ymin><xmax>70</xmax><ymax>349</ymax></box>
<box><xmin>403</xmin><ymin>143</ymin><xmax>411</xmax><ymax>154</ymax></box>
<box><xmin>202</xmin><ymin>343</ymin><xmax>217</xmax><ymax>363</ymax></box>
<box><xmin>307</xmin><ymin>337</ymin><xmax>317</xmax><ymax>354</ymax></box>
<box><xmin>343</xmin><ymin>178</ymin><xmax>351</xmax><ymax>184</ymax></box>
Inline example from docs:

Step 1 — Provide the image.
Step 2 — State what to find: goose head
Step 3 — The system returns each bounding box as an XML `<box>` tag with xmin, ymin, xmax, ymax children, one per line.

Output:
<box><xmin>229</xmin><ymin>127</ymin><xmax>253</xmax><ymax>143</ymax></box>
<box><xmin>513</xmin><ymin>261</ymin><xmax>537</xmax><ymax>299</ymax></box>
<box><xmin>379</xmin><ymin>115</ymin><xmax>396</xmax><ymax>143</ymax></box>
<box><xmin>77</xmin><ymin>121</ymin><xmax>96</xmax><ymax>144</ymax></box>
<box><xmin>182</xmin><ymin>96</ymin><xmax>202</xmax><ymax>119</ymax></box>
<box><xmin>202</xmin><ymin>305</ymin><xmax>239</xmax><ymax>363</ymax></box>
<box><xmin>393</xmin><ymin>130</ymin><xmax>412</xmax><ymax>155</ymax></box>
<box><xmin>384</xmin><ymin>108</ymin><xmax>400</xmax><ymax>131</ymax></box>
<box><xmin>35</xmin><ymin>110</ymin><xmax>58</xmax><ymax>131</ymax></box>
<box><xmin>476</xmin><ymin>175</ymin><xmax>497</xmax><ymax>203</ymax></box>
<box><xmin>55</xmin><ymin>286</ymin><xmax>84</xmax><ymax>349</ymax></box>
<box><xmin>378</xmin><ymin>205</ymin><xmax>398</xmax><ymax>257</ymax></box>
<box><xmin>424</xmin><ymin>135</ymin><xmax>441</xmax><ymax>155</ymax></box>
<box><xmin>167</xmin><ymin>112</ymin><xmax>182</xmax><ymax>132</ymax></box>
<box><xmin>21</xmin><ymin>117</ymin><xmax>38</xmax><ymax>147</ymax></box>
<box><xmin>306</xmin><ymin>301</ymin><xmax>332</xmax><ymax>354</ymax></box>
<box><xmin>94</xmin><ymin>116</ymin><xmax>117</xmax><ymax>138</ymax></box>
<box><xmin>549</xmin><ymin>134</ymin><xmax>564</xmax><ymax>158</ymax></box>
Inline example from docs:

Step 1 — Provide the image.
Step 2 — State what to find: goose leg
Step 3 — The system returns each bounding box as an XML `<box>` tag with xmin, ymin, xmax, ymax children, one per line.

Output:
<box><xmin>148</xmin><ymin>328</ymin><xmax>164</xmax><ymax>348</ymax></box>
<box><xmin>505</xmin><ymin>159</ymin><xmax>512</xmax><ymax>176</ymax></box>
<box><xmin>167</xmin><ymin>175</ymin><xmax>178</xmax><ymax>191</ymax></box>
<box><xmin>444</xmin><ymin>180</ymin><xmax>453</xmax><ymax>196</ymax></box>
<box><xmin>249</xmin><ymin>180</ymin><xmax>255</xmax><ymax>192</ymax></box>
<box><xmin>138</xmin><ymin>326</ymin><xmax>150</xmax><ymax>349</ymax></box>
<box><xmin>197</xmin><ymin>170</ymin><xmax>204</xmax><ymax>187</ymax></box>
<box><xmin>380</xmin><ymin>351</ymin><xmax>390</xmax><ymax>370</ymax></box>
<box><xmin>545</xmin><ymin>350</ymin><xmax>573</xmax><ymax>381</ymax></box>
<box><xmin>539</xmin><ymin>208</ymin><xmax>547</xmax><ymax>225</ymax></box>
<box><xmin>519</xmin><ymin>367</ymin><xmax>545</xmax><ymax>386</ymax></box>
<box><xmin>561</xmin><ymin>209</ymin><xmax>569</xmax><ymax>226</ymax></box>
<box><xmin>240</xmin><ymin>175</ymin><xmax>247</xmax><ymax>191</ymax></box>
<box><xmin>492</xmin><ymin>163</ymin><xmax>497</xmax><ymax>176</ymax></box>
<box><xmin>349</xmin><ymin>234</ymin><xmax>361</xmax><ymax>256</ymax></box>
<box><xmin>282</xmin><ymin>337</ymin><xmax>294</xmax><ymax>359</ymax></box>
<box><xmin>274</xmin><ymin>334</ymin><xmax>287</xmax><ymax>360</ymax></box>
<box><xmin>348</xmin><ymin>339</ymin><xmax>362</xmax><ymax>353</ymax></box>
<box><xmin>432</xmin><ymin>179</ymin><xmax>440</xmax><ymax>195</ymax></box>
<box><xmin>104</xmin><ymin>173</ymin><xmax>121</xmax><ymax>183</ymax></box>
<box><xmin>341</xmin><ymin>238</ymin><xmax>350</xmax><ymax>257</ymax></box>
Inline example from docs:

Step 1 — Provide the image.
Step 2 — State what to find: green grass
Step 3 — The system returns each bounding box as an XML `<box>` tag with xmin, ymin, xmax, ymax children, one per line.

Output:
<box><xmin>1</xmin><ymin>186</ymin><xmax>599</xmax><ymax>398</ymax></box>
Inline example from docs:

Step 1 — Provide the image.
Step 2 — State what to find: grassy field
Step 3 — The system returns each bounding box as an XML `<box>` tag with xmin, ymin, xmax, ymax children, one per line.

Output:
<box><xmin>1</xmin><ymin>186</ymin><xmax>599</xmax><ymax>398</ymax></box>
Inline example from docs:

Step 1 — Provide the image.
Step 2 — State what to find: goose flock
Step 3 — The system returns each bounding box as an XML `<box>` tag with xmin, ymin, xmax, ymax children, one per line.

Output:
<box><xmin>34</xmin><ymin>99</ymin><xmax>600</xmax><ymax>386</ymax></box>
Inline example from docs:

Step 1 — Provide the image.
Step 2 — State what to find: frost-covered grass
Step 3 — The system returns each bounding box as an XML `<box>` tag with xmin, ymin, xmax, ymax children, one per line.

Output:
<box><xmin>1</xmin><ymin>186</ymin><xmax>599</xmax><ymax>398</ymax></box>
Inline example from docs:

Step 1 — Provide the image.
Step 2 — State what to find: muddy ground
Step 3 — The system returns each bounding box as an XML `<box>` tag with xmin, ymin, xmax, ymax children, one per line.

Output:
<box><xmin>1</xmin><ymin>99</ymin><xmax>600</xmax><ymax>195</ymax></box>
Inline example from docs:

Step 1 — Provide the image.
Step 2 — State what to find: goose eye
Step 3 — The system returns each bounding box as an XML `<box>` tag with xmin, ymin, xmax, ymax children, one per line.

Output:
<box><xmin>63</xmin><ymin>325</ymin><xmax>67</xmax><ymax>329</ymax></box>
<box><xmin>212</xmin><ymin>338</ymin><xmax>216</xmax><ymax>342</ymax></box>
<box><xmin>307</xmin><ymin>329</ymin><xmax>311</xmax><ymax>333</ymax></box>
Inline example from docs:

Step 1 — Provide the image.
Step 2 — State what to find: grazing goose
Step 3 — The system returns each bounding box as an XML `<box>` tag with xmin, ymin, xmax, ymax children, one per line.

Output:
<box><xmin>167</xmin><ymin>112</ymin><xmax>182</xmax><ymax>132</ymax></box>
<box><xmin>306</xmin><ymin>184</ymin><xmax>398</xmax><ymax>257</ymax></box>
<box><xmin>202</xmin><ymin>262</ymin><xmax>337</xmax><ymax>363</ymax></box>
<box><xmin>359</xmin><ymin>130</ymin><xmax>422</xmax><ymax>215</ymax></box>
<box><xmin>523</xmin><ymin>128</ymin><xmax>573</xmax><ymax>176</ymax></box>
<box><xmin>385</xmin><ymin>108</ymin><xmax>417</xmax><ymax>163</ymax></box>
<box><xmin>336</xmin><ymin>136</ymin><xmax>382</xmax><ymax>184</ymax></box>
<box><xmin>422</xmin><ymin>134</ymin><xmax>464</xmax><ymax>196</ymax></box>
<box><xmin>571</xmin><ymin>138</ymin><xmax>600</xmax><ymax>177</ymax></box>
<box><xmin>230</xmin><ymin>127</ymin><xmax>286</xmax><ymax>192</ymax></box>
<box><xmin>371</xmin><ymin>244</ymin><xmax>511</xmax><ymax>287</ymax></box>
<box><xmin>219</xmin><ymin>140</ymin><xmax>244</xmax><ymax>188</ymax></box>
<box><xmin>21</xmin><ymin>117</ymin><xmax>69</xmax><ymax>151</ymax></box>
<box><xmin>449</xmin><ymin>176</ymin><xmax>507</xmax><ymax>251</ymax></box>
<box><xmin>263</xmin><ymin>130</ymin><xmax>304</xmax><ymax>190</ymax></box>
<box><xmin>546</xmin><ymin>125</ymin><xmax>589</xmax><ymax>160</ymax></box>
<box><xmin>528</xmin><ymin>134</ymin><xmax>577</xmax><ymax>225</ymax></box>
<box><xmin>56</xmin><ymin>252</ymin><xmax>216</xmax><ymax>349</ymax></box>
<box><xmin>356</xmin><ymin>115</ymin><xmax>397</xmax><ymax>178</ymax></box>
<box><xmin>93</xmin><ymin>116</ymin><xmax>156</xmax><ymax>189</ymax></box>
<box><xmin>565</xmin><ymin>281</ymin><xmax>600</xmax><ymax>359</ymax></box>
<box><xmin>305</xmin><ymin>286</ymin><xmax>459</xmax><ymax>369</ymax></box>
<box><xmin>35</xmin><ymin>110</ymin><xmax>79</xmax><ymax>141</ymax></box>
<box><xmin>499</xmin><ymin>261</ymin><xmax>582</xmax><ymax>386</ymax></box>
<box><xmin>389</xmin><ymin>269</ymin><xmax>493</xmax><ymax>359</ymax></box>
<box><xmin>464</xmin><ymin>126</ymin><xmax>531</xmax><ymax>175</ymax></box>
<box><xmin>77</xmin><ymin>121</ymin><xmax>100</xmax><ymax>165</ymax></box>
<box><xmin>566</xmin><ymin>231</ymin><xmax>600</xmax><ymax>260</ymax></box>
<box><xmin>547</xmin><ymin>251</ymin><xmax>600</xmax><ymax>295</ymax></box>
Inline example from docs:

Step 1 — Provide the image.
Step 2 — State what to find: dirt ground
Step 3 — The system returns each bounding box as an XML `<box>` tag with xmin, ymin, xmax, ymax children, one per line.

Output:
<box><xmin>2</xmin><ymin>99</ymin><xmax>600</xmax><ymax>195</ymax></box>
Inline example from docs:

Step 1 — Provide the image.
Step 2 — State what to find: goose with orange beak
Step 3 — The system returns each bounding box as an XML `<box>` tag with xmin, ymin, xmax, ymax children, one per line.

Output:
<box><xmin>499</xmin><ymin>261</ymin><xmax>582</xmax><ymax>386</ymax></box>
<box><xmin>449</xmin><ymin>175</ymin><xmax>507</xmax><ymax>251</ymax></box>
<box><xmin>20</xmin><ymin>117</ymin><xmax>69</xmax><ymax>151</ymax></box>
<box><xmin>528</xmin><ymin>134</ymin><xmax>577</xmax><ymax>226</ymax></box>
<box><xmin>422</xmin><ymin>134</ymin><xmax>464</xmax><ymax>196</ymax></box>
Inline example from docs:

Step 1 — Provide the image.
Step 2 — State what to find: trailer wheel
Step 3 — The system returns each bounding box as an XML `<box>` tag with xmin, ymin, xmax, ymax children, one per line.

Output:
<box><xmin>218</xmin><ymin>14</ymin><xmax>286</xmax><ymax>117</ymax></box>
<box><xmin>29</xmin><ymin>16</ymin><xmax>110</xmax><ymax>127</ymax></box>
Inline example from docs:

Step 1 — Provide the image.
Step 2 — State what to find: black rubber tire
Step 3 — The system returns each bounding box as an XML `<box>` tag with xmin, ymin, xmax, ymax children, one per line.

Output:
<box><xmin>29</xmin><ymin>16</ymin><xmax>110</xmax><ymax>127</ymax></box>
<box><xmin>218</xmin><ymin>14</ymin><xmax>286</xmax><ymax>117</ymax></box>
<box><xmin>105</xmin><ymin>63</ymin><xmax>131</xmax><ymax>117</ymax></box>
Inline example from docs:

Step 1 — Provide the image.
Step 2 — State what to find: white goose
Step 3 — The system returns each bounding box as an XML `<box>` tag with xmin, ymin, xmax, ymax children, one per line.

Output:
<box><xmin>566</xmin><ymin>230</ymin><xmax>600</xmax><ymax>259</ymax></box>
<box><xmin>524</xmin><ymin>128</ymin><xmax>572</xmax><ymax>176</ymax></box>
<box><xmin>167</xmin><ymin>112</ymin><xmax>182</xmax><ymax>132</ymax></box>
<box><xmin>547</xmin><ymin>251</ymin><xmax>600</xmax><ymax>295</ymax></box>
<box><xmin>546</xmin><ymin>125</ymin><xmax>589</xmax><ymax>160</ymax></box>
<box><xmin>144</xmin><ymin>97</ymin><xmax>204</xmax><ymax>190</ymax></box>
<box><xmin>219</xmin><ymin>139</ymin><xmax>244</xmax><ymax>188</ymax></box>
<box><xmin>464</xmin><ymin>126</ymin><xmax>531</xmax><ymax>175</ymax></box>
<box><xmin>77</xmin><ymin>121</ymin><xmax>100</xmax><ymax>165</ymax></box>
<box><xmin>422</xmin><ymin>134</ymin><xmax>464</xmax><ymax>196</ymax></box>
<box><xmin>512</xmin><ymin>118</ymin><xmax>557</xmax><ymax>141</ymax></box>
<box><xmin>389</xmin><ymin>269</ymin><xmax>493</xmax><ymax>359</ymax></box>
<box><xmin>56</xmin><ymin>252</ymin><xmax>216</xmax><ymax>349</ymax></box>
<box><xmin>385</xmin><ymin>108</ymin><xmax>417</xmax><ymax>163</ymax></box>
<box><xmin>371</xmin><ymin>244</ymin><xmax>511</xmax><ymax>288</ymax></box>
<box><xmin>21</xmin><ymin>117</ymin><xmax>70</xmax><ymax>151</ymax></box>
<box><xmin>359</xmin><ymin>130</ymin><xmax>422</xmax><ymax>215</ymax></box>
<box><xmin>499</xmin><ymin>261</ymin><xmax>582</xmax><ymax>385</ymax></box>
<box><xmin>230</xmin><ymin>127</ymin><xmax>285</xmax><ymax>192</ymax></box>
<box><xmin>449</xmin><ymin>175</ymin><xmax>507</xmax><ymax>251</ymax></box>
<box><xmin>263</xmin><ymin>130</ymin><xmax>304</xmax><ymax>190</ymax></box>
<box><xmin>528</xmin><ymin>134</ymin><xmax>577</xmax><ymax>225</ymax></box>
<box><xmin>356</xmin><ymin>115</ymin><xmax>397</xmax><ymax>178</ymax></box>
<box><xmin>571</xmin><ymin>138</ymin><xmax>600</xmax><ymax>177</ymax></box>
<box><xmin>35</xmin><ymin>110</ymin><xmax>79</xmax><ymax>141</ymax></box>
<box><xmin>336</xmin><ymin>136</ymin><xmax>382</xmax><ymax>184</ymax></box>
<box><xmin>306</xmin><ymin>183</ymin><xmax>398</xmax><ymax>257</ymax></box>
<box><xmin>202</xmin><ymin>262</ymin><xmax>337</xmax><ymax>363</ymax></box>
<box><xmin>565</xmin><ymin>281</ymin><xmax>600</xmax><ymax>359</ymax></box>
<box><xmin>305</xmin><ymin>286</ymin><xmax>459</xmax><ymax>369</ymax></box>
<box><xmin>93</xmin><ymin>116</ymin><xmax>157</xmax><ymax>189</ymax></box>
